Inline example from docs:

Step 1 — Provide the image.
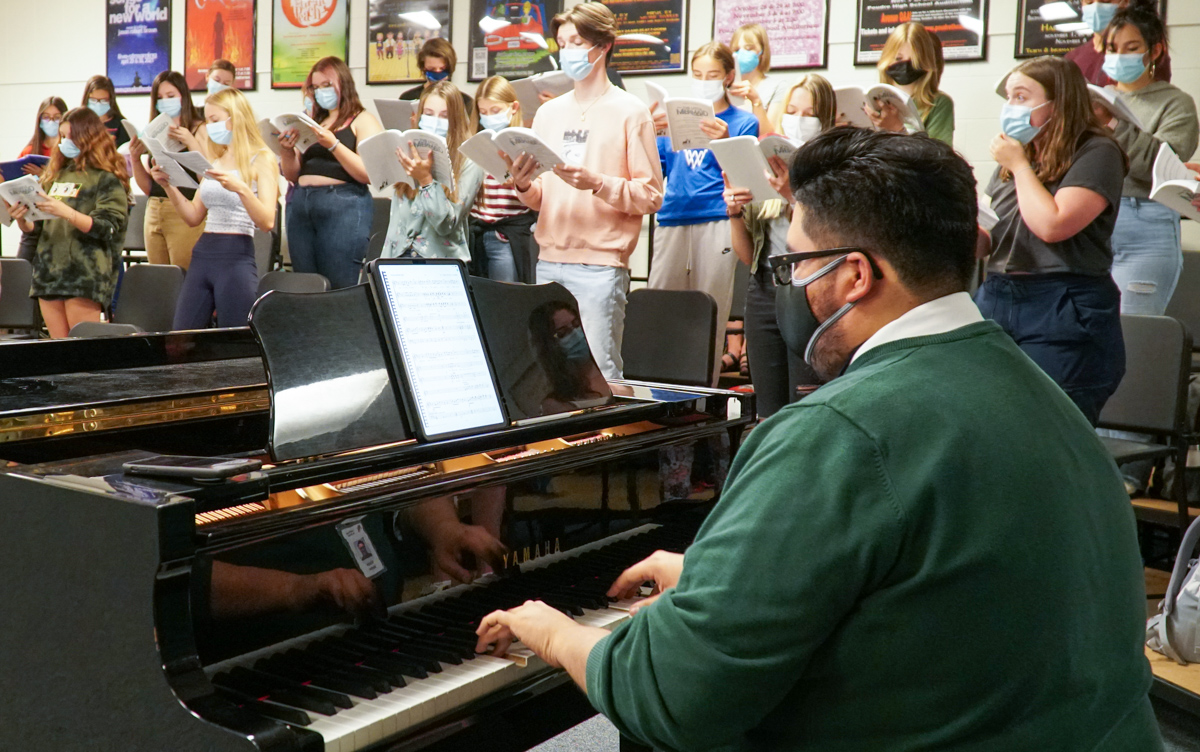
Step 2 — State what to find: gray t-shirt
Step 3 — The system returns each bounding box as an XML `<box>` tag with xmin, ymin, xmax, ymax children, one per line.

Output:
<box><xmin>985</xmin><ymin>135</ymin><xmax>1125</xmax><ymax>276</ymax></box>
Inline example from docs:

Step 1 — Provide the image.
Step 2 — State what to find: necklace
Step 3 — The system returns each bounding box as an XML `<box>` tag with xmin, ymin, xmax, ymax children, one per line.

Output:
<box><xmin>577</xmin><ymin>84</ymin><xmax>611</xmax><ymax>122</ymax></box>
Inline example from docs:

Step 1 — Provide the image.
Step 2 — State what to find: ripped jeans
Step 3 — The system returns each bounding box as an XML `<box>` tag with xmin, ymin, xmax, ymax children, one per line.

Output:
<box><xmin>1111</xmin><ymin>197</ymin><xmax>1182</xmax><ymax>316</ymax></box>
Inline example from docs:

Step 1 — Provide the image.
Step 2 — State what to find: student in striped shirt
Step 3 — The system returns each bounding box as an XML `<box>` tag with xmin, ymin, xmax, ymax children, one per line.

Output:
<box><xmin>468</xmin><ymin>76</ymin><xmax>538</xmax><ymax>283</ymax></box>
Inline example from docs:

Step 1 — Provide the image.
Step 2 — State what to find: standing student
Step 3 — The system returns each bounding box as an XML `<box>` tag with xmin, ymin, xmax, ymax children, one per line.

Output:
<box><xmin>1066</xmin><ymin>0</ymin><xmax>1172</xmax><ymax>86</ymax></box>
<box><xmin>727</xmin><ymin>24</ymin><xmax>784</xmax><ymax>135</ymax></box>
<box><xmin>725</xmin><ymin>74</ymin><xmax>834</xmax><ymax>418</ymax></box>
<box><xmin>505</xmin><ymin>2</ymin><xmax>664</xmax><ymax>380</ymax></box>
<box><xmin>281</xmin><ymin>56</ymin><xmax>382</xmax><ymax>289</ymax></box>
<box><xmin>1102</xmin><ymin>6</ymin><xmax>1198</xmax><ymax>315</ymax></box>
<box><xmin>151</xmin><ymin>88</ymin><xmax>279</xmax><ymax>330</ymax></box>
<box><xmin>129</xmin><ymin>71</ymin><xmax>208</xmax><ymax>269</ymax></box>
<box><xmin>381</xmin><ymin>81</ymin><xmax>483</xmax><ymax>262</ymax></box>
<box><xmin>9</xmin><ymin>107</ymin><xmax>130</xmax><ymax>338</ymax></box>
<box><xmin>15</xmin><ymin>97</ymin><xmax>68</xmax><ymax>262</ymax></box>
<box><xmin>648</xmin><ymin>41</ymin><xmax>758</xmax><ymax>383</ymax></box>
<box><xmin>81</xmin><ymin>75</ymin><xmax>130</xmax><ymax>149</ymax></box>
<box><xmin>977</xmin><ymin>56</ymin><xmax>1127</xmax><ymax>425</ymax></box>
<box><xmin>399</xmin><ymin>38</ymin><xmax>473</xmax><ymax>111</ymax></box>
<box><xmin>468</xmin><ymin>76</ymin><xmax>537</xmax><ymax>282</ymax></box>
<box><xmin>866</xmin><ymin>22</ymin><xmax>955</xmax><ymax>146</ymax></box>
<box><xmin>206</xmin><ymin>59</ymin><xmax>237</xmax><ymax>96</ymax></box>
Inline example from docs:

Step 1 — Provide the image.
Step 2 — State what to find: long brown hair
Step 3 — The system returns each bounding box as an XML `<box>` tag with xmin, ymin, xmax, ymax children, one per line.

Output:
<box><xmin>877</xmin><ymin>22</ymin><xmax>943</xmax><ymax>115</ymax></box>
<box><xmin>42</xmin><ymin>108</ymin><xmax>131</xmax><ymax>197</ymax></box>
<box><xmin>1000</xmin><ymin>56</ymin><xmax>1127</xmax><ymax>184</ymax></box>
<box><xmin>398</xmin><ymin>81</ymin><xmax>471</xmax><ymax>203</ymax></box>
<box><xmin>81</xmin><ymin>75</ymin><xmax>124</xmax><ymax>122</ymax></box>
<box><xmin>149</xmin><ymin>71</ymin><xmax>204</xmax><ymax>132</ymax></box>
<box><xmin>26</xmin><ymin>96</ymin><xmax>68</xmax><ymax>156</ymax></box>
<box><xmin>308</xmin><ymin>56</ymin><xmax>365</xmax><ymax>129</ymax></box>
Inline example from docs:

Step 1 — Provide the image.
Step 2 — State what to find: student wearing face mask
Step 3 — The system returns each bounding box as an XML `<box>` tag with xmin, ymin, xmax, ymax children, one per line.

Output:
<box><xmin>723</xmin><ymin>74</ymin><xmax>834</xmax><ymax>419</ymax></box>
<box><xmin>15</xmin><ymin>97</ymin><xmax>69</xmax><ymax>262</ymax></box>
<box><xmin>726</xmin><ymin>24</ymin><xmax>784</xmax><ymax>136</ymax></box>
<box><xmin>205</xmin><ymin>59</ymin><xmax>237</xmax><ymax>97</ymax></box>
<box><xmin>468</xmin><ymin>76</ymin><xmax>537</xmax><ymax>283</ymax></box>
<box><xmin>978</xmin><ymin>57</ymin><xmax>1128</xmax><ymax>425</ymax></box>
<box><xmin>381</xmin><ymin>81</ymin><xmax>484</xmax><ymax>262</ymax></box>
<box><xmin>1066</xmin><ymin>0</ymin><xmax>1172</xmax><ymax>86</ymax></box>
<box><xmin>647</xmin><ymin>41</ymin><xmax>758</xmax><ymax>384</ymax></box>
<box><xmin>81</xmin><ymin>75</ymin><xmax>129</xmax><ymax>149</ymax></box>
<box><xmin>129</xmin><ymin>71</ymin><xmax>208</xmax><ymax>270</ymax></box>
<box><xmin>1100</xmin><ymin>7</ymin><xmax>1197</xmax><ymax>315</ymax></box>
<box><xmin>399</xmin><ymin>38</ymin><xmax>473</xmax><ymax>112</ymax></box>
<box><xmin>150</xmin><ymin>88</ymin><xmax>279</xmax><ymax>330</ymax></box>
<box><xmin>867</xmin><ymin>22</ymin><xmax>954</xmax><ymax>146</ymax></box>
<box><xmin>280</xmin><ymin>56</ymin><xmax>382</xmax><ymax>289</ymax></box>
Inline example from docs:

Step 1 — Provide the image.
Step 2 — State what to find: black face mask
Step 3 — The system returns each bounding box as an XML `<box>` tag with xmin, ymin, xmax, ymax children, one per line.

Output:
<box><xmin>886</xmin><ymin>60</ymin><xmax>925</xmax><ymax>86</ymax></box>
<box><xmin>774</xmin><ymin>256</ymin><xmax>857</xmax><ymax>366</ymax></box>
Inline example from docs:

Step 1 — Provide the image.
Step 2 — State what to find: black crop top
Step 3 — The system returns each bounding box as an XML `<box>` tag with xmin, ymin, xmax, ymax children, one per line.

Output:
<box><xmin>299</xmin><ymin>125</ymin><xmax>361</xmax><ymax>184</ymax></box>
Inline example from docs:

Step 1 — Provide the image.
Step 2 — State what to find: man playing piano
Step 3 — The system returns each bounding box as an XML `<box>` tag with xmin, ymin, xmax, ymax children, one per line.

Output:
<box><xmin>476</xmin><ymin>129</ymin><xmax>1163</xmax><ymax>750</ymax></box>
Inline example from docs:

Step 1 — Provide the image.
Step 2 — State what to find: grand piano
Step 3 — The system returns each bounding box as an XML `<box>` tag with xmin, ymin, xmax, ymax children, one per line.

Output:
<box><xmin>0</xmin><ymin>272</ymin><xmax>753</xmax><ymax>752</ymax></box>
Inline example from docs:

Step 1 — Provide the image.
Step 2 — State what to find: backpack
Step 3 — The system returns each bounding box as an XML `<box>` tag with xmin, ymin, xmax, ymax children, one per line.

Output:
<box><xmin>1147</xmin><ymin>514</ymin><xmax>1200</xmax><ymax>664</ymax></box>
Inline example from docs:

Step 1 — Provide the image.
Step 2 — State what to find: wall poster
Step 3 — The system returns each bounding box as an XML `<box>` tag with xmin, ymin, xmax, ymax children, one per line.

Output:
<box><xmin>272</xmin><ymin>0</ymin><xmax>350</xmax><ymax>89</ymax></box>
<box><xmin>713</xmin><ymin>0</ymin><xmax>828</xmax><ymax>70</ymax></box>
<box><xmin>185</xmin><ymin>0</ymin><xmax>257</xmax><ymax>91</ymax></box>
<box><xmin>468</xmin><ymin>0</ymin><xmax>563</xmax><ymax>81</ymax></box>
<box><xmin>1015</xmin><ymin>0</ymin><xmax>1167</xmax><ymax>59</ymax></box>
<box><xmin>368</xmin><ymin>0</ymin><xmax>453</xmax><ymax>84</ymax></box>
<box><xmin>604</xmin><ymin>0</ymin><xmax>687</xmax><ymax>74</ymax></box>
<box><xmin>106</xmin><ymin>0</ymin><xmax>172</xmax><ymax>95</ymax></box>
<box><xmin>856</xmin><ymin>0</ymin><xmax>988</xmax><ymax>65</ymax></box>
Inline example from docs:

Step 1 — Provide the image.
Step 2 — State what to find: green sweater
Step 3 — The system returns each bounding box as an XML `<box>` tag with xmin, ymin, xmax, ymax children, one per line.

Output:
<box><xmin>587</xmin><ymin>322</ymin><xmax>1160</xmax><ymax>752</ymax></box>
<box><xmin>922</xmin><ymin>92</ymin><xmax>955</xmax><ymax>147</ymax></box>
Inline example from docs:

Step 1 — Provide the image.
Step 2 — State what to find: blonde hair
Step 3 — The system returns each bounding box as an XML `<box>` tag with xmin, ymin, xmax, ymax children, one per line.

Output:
<box><xmin>474</xmin><ymin>76</ymin><xmax>522</xmax><ymax>129</ymax></box>
<box><xmin>692</xmin><ymin>41</ymin><xmax>735</xmax><ymax>77</ymax></box>
<box><xmin>876</xmin><ymin>22</ymin><xmax>943</xmax><ymax>115</ymax></box>
<box><xmin>731</xmin><ymin>23</ymin><xmax>771</xmax><ymax>74</ymax></box>
<box><xmin>773</xmin><ymin>73</ymin><xmax>836</xmax><ymax>133</ymax></box>
<box><xmin>399</xmin><ymin>81</ymin><xmax>471</xmax><ymax>203</ymax></box>
<box><xmin>205</xmin><ymin>88</ymin><xmax>277</xmax><ymax>183</ymax></box>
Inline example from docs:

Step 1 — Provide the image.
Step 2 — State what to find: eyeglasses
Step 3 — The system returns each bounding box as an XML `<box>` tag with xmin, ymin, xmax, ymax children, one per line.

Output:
<box><xmin>767</xmin><ymin>247</ymin><xmax>883</xmax><ymax>287</ymax></box>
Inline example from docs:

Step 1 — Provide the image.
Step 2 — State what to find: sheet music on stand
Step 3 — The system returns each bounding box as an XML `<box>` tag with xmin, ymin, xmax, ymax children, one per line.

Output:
<box><xmin>369</xmin><ymin>259</ymin><xmax>507</xmax><ymax>441</ymax></box>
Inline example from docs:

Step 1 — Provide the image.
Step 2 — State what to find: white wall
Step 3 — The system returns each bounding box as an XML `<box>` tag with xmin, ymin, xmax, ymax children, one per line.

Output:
<box><xmin>2</xmin><ymin>0</ymin><xmax>1199</xmax><ymax>263</ymax></box>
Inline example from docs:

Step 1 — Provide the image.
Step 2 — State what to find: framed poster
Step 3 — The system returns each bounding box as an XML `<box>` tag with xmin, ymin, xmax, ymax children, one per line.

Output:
<box><xmin>185</xmin><ymin>0</ymin><xmax>257</xmax><ymax>91</ymax></box>
<box><xmin>106</xmin><ymin>0</ymin><xmax>172</xmax><ymax>94</ymax></box>
<box><xmin>604</xmin><ymin>0</ymin><xmax>687</xmax><ymax>74</ymax></box>
<box><xmin>272</xmin><ymin>0</ymin><xmax>350</xmax><ymax>89</ymax></box>
<box><xmin>713</xmin><ymin>0</ymin><xmax>828</xmax><ymax>70</ymax></box>
<box><xmin>468</xmin><ymin>0</ymin><xmax>563</xmax><ymax>82</ymax></box>
<box><xmin>1015</xmin><ymin>0</ymin><xmax>1168</xmax><ymax>59</ymax></box>
<box><xmin>368</xmin><ymin>0</ymin><xmax>452</xmax><ymax>84</ymax></box>
<box><xmin>855</xmin><ymin>0</ymin><xmax>988</xmax><ymax>65</ymax></box>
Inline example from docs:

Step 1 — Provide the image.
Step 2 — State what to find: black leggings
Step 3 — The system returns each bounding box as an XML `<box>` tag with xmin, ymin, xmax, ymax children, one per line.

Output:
<box><xmin>172</xmin><ymin>232</ymin><xmax>258</xmax><ymax>330</ymax></box>
<box><xmin>744</xmin><ymin>266</ymin><xmax>818</xmax><ymax>419</ymax></box>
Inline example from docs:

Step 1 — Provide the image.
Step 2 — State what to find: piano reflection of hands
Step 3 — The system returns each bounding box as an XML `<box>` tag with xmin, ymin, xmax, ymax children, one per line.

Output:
<box><xmin>210</xmin><ymin>561</ymin><xmax>385</xmax><ymax>621</ymax></box>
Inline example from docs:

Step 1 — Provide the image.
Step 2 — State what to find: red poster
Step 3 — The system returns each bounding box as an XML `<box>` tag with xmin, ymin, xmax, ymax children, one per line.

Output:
<box><xmin>185</xmin><ymin>0</ymin><xmax>257</xmax><ymax>90</ymax></box>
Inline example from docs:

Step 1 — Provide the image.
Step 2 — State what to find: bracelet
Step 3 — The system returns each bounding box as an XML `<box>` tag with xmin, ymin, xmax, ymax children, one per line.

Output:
<box><xmin>1015</xmin><ymin>164</ymin><xmax>1034</xmax><ymax>176</ymax></box>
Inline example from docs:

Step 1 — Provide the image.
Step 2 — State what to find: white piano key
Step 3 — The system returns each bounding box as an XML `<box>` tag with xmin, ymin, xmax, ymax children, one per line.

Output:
<box><xmin>303</xmin><ymin>714</ymin><xmax>356</xmax><ymax>752</ymax></box>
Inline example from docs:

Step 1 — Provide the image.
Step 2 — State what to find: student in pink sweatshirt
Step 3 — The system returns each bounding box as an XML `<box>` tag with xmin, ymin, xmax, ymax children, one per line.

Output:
<box><xmin>505</xmin><ymin>2</ymin><xmax>664</xmax><ymax>380</ymax></box>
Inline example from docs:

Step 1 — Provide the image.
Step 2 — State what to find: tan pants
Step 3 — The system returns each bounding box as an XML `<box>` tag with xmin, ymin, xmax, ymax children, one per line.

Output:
<box><xmin>648</xmin><ymin>219</ymin><xmax>738</xmax><ymax>385</ymax></box>
<box><xmin>145</xmin><ymin>196</ymin><xmax>205</xmax><ymax>269</ymax></box>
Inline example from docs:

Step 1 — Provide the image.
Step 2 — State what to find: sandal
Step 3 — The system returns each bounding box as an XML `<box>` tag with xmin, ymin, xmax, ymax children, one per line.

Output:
<box><xmin>721</xmin><ymin>352</ymin><xmax>737</xmax><ymax>372</ymax></box>
<box><xmin>739</xmin><ymin>352</ymin><xmax>750</xmax><ymax>377</ymax></box>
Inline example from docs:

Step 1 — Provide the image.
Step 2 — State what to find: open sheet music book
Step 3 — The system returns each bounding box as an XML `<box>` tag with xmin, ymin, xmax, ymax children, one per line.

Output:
<box><xmin>122</xmin><ymin>113</ymin><xmax>187</xmax><ymax>152</ymax></box>
<box><xmin>374</xmin><ymin>99</ymin><xmax>417</xmax><ymax>132</ymax></box>
<box><xmin>834</xmin><ymin>84</ymin><xmax>924</xmax><ymax>133</ymax></box>
<box><xmin>358</xmin><ymin>130</ymin><xmax>455</xmax><ymax>193</ymax></box>
<box><xmin>1152</xmin><ymin>144</ymin><xmax>1200</xmax><ymax>222</ymax></box>
<box><xmin>662</xmin><ymin>98</ymin><xmax>716</xmax><ymax>151</ymax></box>
<box><xmin>1088</xmin><ymin>85</ymin><xmax>1145</xmax><ymax>131</ymax></box>
<box><xmin>708</xmin><ymin>135</ymin><xmax>798</xmax><ymax>202</ymax></box>
<box><xmin>269</xmin><ymin>113</ymin><xmax>323</xmax><ymax>154</ymax></box>
<box><xmin>0</xmin><ymin>175</ymin><xmax>54</xmax><ymax>222</ymax></box>
<box><xmin>509</xmin><ymin>72</ymin><xmax>573</xmax><ymax>123</ymax></box>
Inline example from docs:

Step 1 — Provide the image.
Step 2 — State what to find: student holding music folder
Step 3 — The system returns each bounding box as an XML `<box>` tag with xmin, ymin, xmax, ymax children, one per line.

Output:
<box><xmin>504</xmin><ymin>2</ymin><xmax>664</xmax><ymax>381</ymax></box>
<box><xmin>80</xmin><ymin>75</ymin><xmax>129</xmax><ymax>149</ymax></box>
<box><xmin>866</xmin><ymin>22</ymin><xmax>955</xmax><ymax>146</ymax></box>
<box><xmin>475</xmin><ymin>127</ymin><xmax>1163</xmax><ymax>752</ymax></box>
<box><xmin>281</xmin><ymin>56</ymin><xmax>381</xmax><ymax>289</ymax></box>
<box><xmin>14</xmin><ymin>97</ymin><xmax>68</xmax><ymax>262</ymax></box>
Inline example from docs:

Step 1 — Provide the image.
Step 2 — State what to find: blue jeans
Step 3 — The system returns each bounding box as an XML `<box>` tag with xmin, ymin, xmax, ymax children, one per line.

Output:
<box><xmin>976</xmin><ymin>273</ymin><xmax>1125</xmax><ymax>426</ymax></box>
<box><xmin>286</xmin><ymin>182</ymin><xmax>372</xmax><ymax>289</ymax></box>
<box><xmin>483</xmin><ymin>231</ymin><xmax>518</xmax><ymax>283</ymax></box>
<box><xmin>173</xmin><ymin>233</ymin><xmax>258</xmax><ymax>330</ymax></box>
<box><xmin>1110</xmin><ymin>197</ymin><xmax>1182</xmax><ymax>315</ymax></box>
<box><xmin>536</xmin><ymin>260</ymin><xmax>629</xmax><ymax>380</ymax></box>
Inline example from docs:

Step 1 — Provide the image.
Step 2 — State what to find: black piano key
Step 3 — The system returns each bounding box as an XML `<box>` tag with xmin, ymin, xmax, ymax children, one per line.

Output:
<box><xmin>347</xmin><ymin>628</ymin><xmax>465</xmax><ymax>665</ymax></box>
<box><xmin>364</xmin><ymin>623</ymin><xmax>476</xmax><ymax>661</ymax></box>
<box><xmin>258</xmin><ymin>654</ymin><xmax>387</xmax><ymax>697</ymax></box>
<box><xmin>309</xmin><ymin>641</ymin><xmax>429</xmax><ymax>680</ymax></box>
<box><xmin>289</xmin><ymin>648</ymin><xmax>406</xmax><ymax>689</ymax></box>
<box><xmin>215</xmin><ymin>687</ymin><xmax>312</xmax><ymax>727</ymax></box>
<box><xmin>334</xmin><ymin>633</ymin><xmax>444</xmax><ymax>673</ymax></box>
<box><xmin>212</xmin><ymin>670</ymin><xmax>338</xmax><ymax>716</ymax></box>
<box><xmin>236</xmin><ymin>667</ymin><xmax>354</xmax><ymax>709</ymax></box>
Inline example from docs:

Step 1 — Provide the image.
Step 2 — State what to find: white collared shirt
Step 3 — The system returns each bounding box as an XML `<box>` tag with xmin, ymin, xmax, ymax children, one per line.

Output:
<box><xmin>851</xmin><ymin>292</ymin><xmax>985</xmax><ymax>364</ymax></box>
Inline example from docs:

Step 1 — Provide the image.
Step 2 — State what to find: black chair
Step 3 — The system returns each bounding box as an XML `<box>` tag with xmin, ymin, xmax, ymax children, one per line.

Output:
<box><xmin>622</xmin><ymin>288</ymin><xmax>718</xmax><ymax>388</ymax></box>
<box><xmin>253</xmin><ymin>204</ymin><xmax>283</xmax><ymax>278</ymax></box>
<box><xmin>68</xmin><ymin>321</ymin><xmax>141</xmax><ymax>338</ymax></box>
<box><xmin>0</xmin><ymin>258</ymin><xmax>39</xmax><ymax>338</ymax></box>
<box><xmin>729</xmin><ymin>261</ymin><xmax>749</xmax><ymax>321</ymax></box>
<box><xmin>370</xmin><ymin>197</ymin><xmax>391</xmax><ymax>245</ymax></box>
<box><xmin>111</xmin><ymin>263</ymin><xmax>184</xmax><ymax>333</ymax></box>
<box><xmin>1097</xmin><ymin>314</ymin><xmax>1194</xmax><ymax>531</ymax></box>
<box><xmin>1165</xmin><ymin>250</ymin><xmax>1200</xmax><ymax>371</ymax></box>
<box><xmin>121</xmin><ymin>194</ymin><xmax>148</xmax><ymax>266</ymax></box>
<box><xmin>257</xmin><ymin>270</ymin><xmax>331</xmax><ymax>297</ymax></box>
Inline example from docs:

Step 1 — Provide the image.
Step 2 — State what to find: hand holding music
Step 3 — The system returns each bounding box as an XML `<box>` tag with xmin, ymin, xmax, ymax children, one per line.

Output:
<box><xmin>1186</xmin><ymin>162</ymin><xmax>1200</xmax><ymax>212</ymax></box>
<box><xmin>766</xmin><ymin>155</ymin><xmax>793</xmax><ymax>205</ymax></box>
<box><xmin>22</xmin><ymin>162</ymin><xmax>44</xmax><ymax>176</ymax></box>
<box><xmin>169</xmin><ymin>123</ymin><xmax>202</xmax><ymax>153</ymax></box>
<box><xmin>475</xmin><ymin>600</ymin><xmax>578</xmax><ymax>664</ymax></box>
<box><xmin>501</xmin><ymin>152</ymin><xmax>539</xmax><ymax>192</ymax></box>
<box><xmin>727</xmin><ymin>79</ymin><xmax>759</xmax><ymax>106</ymax></box>
<box><xmin>34</xmin><ymin>196</ymin><xmax>72</xmax><ymax>220</ymax></box>
<box><xmin>538</xmin><ymin>90</ymin><xmax>558</xmax><ymax>104</ymax></box>
<box><xmin>278</xmin><ymin>130</ymin><xmax>300</xmax><ymax>152</ymax></box>
<box><xmin>553</xmin><ymin>163</ymin><xmax>603</xmax><ymax>193</ymax></box>
<box><xmin>723</xmin><ymin>173</ymin><xmax>753</xmax><ymax>217</ymax></box>
<box><xmin>7</xmin><ymin>200</ymin><xmax>31</xmax><ymax>231</ymax></box>
<box><xmin>649</xmin><ymin>101</ymin><xmax>668</xmax><ymax>136</ymax></box>
<box><xmin>149</xmin><ymin>164</ymin><xmax>171</xmax><ymax>188</ymax></box>
<box><xmin>865</xmin><ymin>100</ymin><xmax>904</xmax><ymax>133</ymax></box>
<box><xmin>607</xmin><ymin>549</ymin><xmax>684</xmax><ymax>614</ymax></box>
<box><xmin>397</xmin><ymin>143</ymin><xmax>434</xmax><ymax>187</ymax></box>
<box><xmin>129</xmin><ymin>136</ymin><xmax>147</xmax><ymax>159</ymax></box>
<box><xmin>698</xmin><ymin>116</ymin><xmax>729</xmax><ymax>140</ymax></box>
<box><xmin>205</xmin><ymin>168</ymin><xmax>251</xmax><ymax>196</ymax></box>
<box><xmin>311</xmin><ymin>121</ymin><xmax>338</xmax><ymax>150</ymax></box>
<box><xmin>990</xmin><ymin>133</ymin><xmax>1029</xmax><ymax>174</ymax></box>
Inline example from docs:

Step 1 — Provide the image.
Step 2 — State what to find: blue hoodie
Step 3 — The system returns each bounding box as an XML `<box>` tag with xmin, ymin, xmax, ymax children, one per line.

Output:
<box><xmin>655</xmin><ymin>104</ymin><xmax>758</xmax><ymax>226</ymax></box>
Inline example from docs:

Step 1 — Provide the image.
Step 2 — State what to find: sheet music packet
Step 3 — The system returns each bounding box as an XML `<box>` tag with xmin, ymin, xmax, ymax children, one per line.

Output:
<box><xmin>1151</xmin><ymin>144</ymin><xmax>1200</xmax><ymax>222</ymax></box>
<box><xmin>483</xmin><ymin>127</ymin><xmax>565</xmax><ymax>179</ymax></box>
<box><xmin>122</xmin><ymin>114</ymin><xmax>187</xmax><ymax>153</ymax></box>
<box><xmin>258</xmin><ymin>119</ymin><xmax>282</xmax><ymax>157</ymax></box>
<box><xmin>374</xmin><ymin>99</ymin><xmax>417</xmax><ymax>132</ymax></box>
<box><xmin>1088</xmin><ymin>85</ymin><xmax>1146</xmax><ymax>131</ymax></box>
<box><xmin>270</xmin><ymin>113</ymin><xmax>323</xmax><ymax>154</ymax></box>
<box><xmin>708</xmin><ymin>135</ymin><xmax>798</xmax><ymax>202</ymax></box>
<box><xmin>834</xmin><ymin>84</ymin><xmax>925</xmax><ymax>133</ymax></box>
<box><xmin>509</xmin><ymin>72</ymin><xmax>573</xmax><ymax>122</ymax></box>
<box><xmin>358</xmin><ymin>130</ymin><xmax>455</xmax><ymax>193</ymax></box>
<box><xmin>663</xmin><ymin>98</ymin><xmax>716</xmax><ymax>151</ymax></box>
<box><xmin>0</xmin><ymin>175</ymin><xmax>54</xmax><ymax>222</ymax></box>
<box><xmin>141</xmin><ymin>137</ymin><xmax>205</xmax><ymax>190</ymax></box>
<box><xmin>459</xmin><ymin>130</ymin><xmax>513</xmax><ymax>180</ymax></box>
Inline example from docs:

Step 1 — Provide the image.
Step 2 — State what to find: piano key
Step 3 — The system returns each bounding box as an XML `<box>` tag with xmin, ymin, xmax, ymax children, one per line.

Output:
<box><xmin>212</xmin><ymin>669</ymin><xmax>340</xmax><ymax>716</ymax></box>
<box><xmin>214</xmin><ymin>687</ymin><xmax>313</xmax><ymax>727</ymax></box>
<box><xmin>256</xmin><ymin>656</ymin><xmax>383</xmax><ymax>699</ymax></box>
<box><xmin>238</xmin><ymin>667</ymin><xmax>354</xmax><ymax>709</ymax></box>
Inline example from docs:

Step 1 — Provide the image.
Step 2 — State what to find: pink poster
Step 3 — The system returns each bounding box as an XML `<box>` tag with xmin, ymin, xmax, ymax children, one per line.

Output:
<box><xmin>713</xmin><ymin>0</ymin><xmax>827</xmax><ymax>69</ymax></box>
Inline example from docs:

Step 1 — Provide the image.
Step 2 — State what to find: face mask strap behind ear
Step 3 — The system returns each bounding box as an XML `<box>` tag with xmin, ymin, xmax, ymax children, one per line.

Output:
<box><xmin>805</xmin><ymin>301</ymin><xmax>855</xmax><ymax>366</ymax></box>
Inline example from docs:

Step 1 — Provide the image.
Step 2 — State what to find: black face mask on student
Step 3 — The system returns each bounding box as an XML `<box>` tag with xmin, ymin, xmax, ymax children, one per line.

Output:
<box><xmin>886</xmin><ymin>60</ymin><xmax>925</xmax><ymax>86</ymax></box>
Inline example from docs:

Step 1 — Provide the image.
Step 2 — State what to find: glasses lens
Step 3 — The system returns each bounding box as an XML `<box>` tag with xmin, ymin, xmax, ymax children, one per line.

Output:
<box><xmin>772</xmin><ymin>262</ymin><xmax>793</xmax><ymax>286</ymax></box>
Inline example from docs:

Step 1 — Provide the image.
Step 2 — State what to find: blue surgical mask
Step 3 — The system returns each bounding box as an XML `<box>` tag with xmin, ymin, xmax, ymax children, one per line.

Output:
<box><xmin>87</xmin><ymin>99</ymin><xmax>111</xmax><ymax>118</ymax></box>
<box><xmin>419</xmin><ymin>114</ymin><xmax>449</xmax><ymax>138</ymax></box>
<box><xmin>1082</xmin><ymin>2</ymin><xmax>1118</xmax><ymax>34</ymax></box>
<box><xmin>558</xmin><ymin>327</ymin><xmax>591</xmax><ymax>361</ymax></box>
<box><xmin>207</xmin><ymin>119</ymin><xmax>233</xmax><ymax>146</ymax></box>
<box><xmin>207</xmin><ymin>78</ymin><xmax>230</xmax><ymax>96</ymax></box>
<box><xmin>315</xmin><ymin>86</ymin><xmax>339</xmax><ymax>110</ymax></box>
<box><xmin>59</xmin><ymin>138</ymin><xmax>81</xmax><ymax>159</ymax></box>
<box><xmin>156</xmin><ymin>97</ymin><xmax>182</xmax><ymax>117</ymax></box>
<box><xmin>1000</xmin><ymin>101</ymin><xmax>1050</xmax><ymax>145</ymax></box>
<box><xmin>425</xmin><ymin>69</ymin><xmax>449</xmax><ymax>83</ymax></box>
<box><xmin>734</xmin><ymin>49</ymin><xmax>760</xmax><ymax>75</ymax></box>
<box><xmin>40</xmin><ymin>118</ymin><xmax>60</xmax><ymax>138</ymax></box>
<box><xmin>560</xmin><ymin>46</ymin><xmax>596</xmax><ymax>82</ymax></box>
<box><xmin>480</xmin><ymin>110</ymin><xmax>512</xmax><ymax>132</ymax></box>
<box><xmin>1102</xmin><ymin>53</ymin><xmax>1148</xmax><ymax>84</ymax></box>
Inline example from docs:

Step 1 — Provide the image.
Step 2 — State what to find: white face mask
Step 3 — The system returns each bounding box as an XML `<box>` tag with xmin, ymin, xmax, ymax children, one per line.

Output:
<box><xmin>782</xmin><ymin>114</ymin><xmax>822</xmax><ymax>144</ymax></box>
<box><xmin>691</xmin><ymin>78</ymin><xmax>726</xmax><ymax>103</ymax></box>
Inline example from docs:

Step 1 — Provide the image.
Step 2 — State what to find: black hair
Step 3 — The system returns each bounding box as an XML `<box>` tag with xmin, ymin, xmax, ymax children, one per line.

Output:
<box><xmin>789</xmin><ymin>127</ymin><xmax>978</xmax><ymax>297</ymax></box>
<box><xmin>1106</xmin><ymin>5</ymin><xmax>1168</xmax><ymax>65</ymax></box>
